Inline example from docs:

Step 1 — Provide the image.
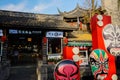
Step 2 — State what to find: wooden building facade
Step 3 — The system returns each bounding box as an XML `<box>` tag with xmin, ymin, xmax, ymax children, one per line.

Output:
<box><xmin>0</xmin><ymin>4</ymin><xmax>92</xmax><ymax>63</ymax></box>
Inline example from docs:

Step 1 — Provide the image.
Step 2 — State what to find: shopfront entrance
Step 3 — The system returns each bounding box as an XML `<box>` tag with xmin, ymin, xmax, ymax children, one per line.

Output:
<box><xmin>46</xmin><ymin>31</ymin><xmax>63</xmax><ymax>61</ymax></box>
<box><xmin>7</xmin><ymin>29</ymin><xmax>42</xmax><ymax>64</ymax></box>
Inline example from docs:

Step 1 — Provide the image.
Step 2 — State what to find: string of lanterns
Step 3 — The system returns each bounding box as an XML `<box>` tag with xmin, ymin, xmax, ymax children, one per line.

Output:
<box><xmin>79</xmin><ymin>46</ymin><xmax>87</xmax><ymax>50</ymax></box>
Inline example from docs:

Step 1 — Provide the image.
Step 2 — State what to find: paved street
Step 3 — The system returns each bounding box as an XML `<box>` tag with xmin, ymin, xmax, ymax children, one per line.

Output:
<box><xmin>8</xmin><ymin>64</ymin><xmax>37</xmax><ymax>80</ymax></box>
<box><xmin>7</xmin><ymin>62</ymin><xmax>120</xmax><ymax>80</ymax></box>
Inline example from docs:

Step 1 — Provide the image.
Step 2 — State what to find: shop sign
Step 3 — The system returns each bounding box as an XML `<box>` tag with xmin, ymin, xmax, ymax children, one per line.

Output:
<box><xmin>46</xmin><ymin>31</ymin><xmax>63</xmax><ymax>38</ymax></box>
<box><xmin>32</xmin><ymin>31</ymin><xmax>41</xmax><ymax>34</ymax></box>
<box><xmin>9</xmin><ymin>29</ymin><xmax>41</xmax><ymax>34</ymax></box>
<box><xmin>9</xmin><ymin>29</ymin><xmax>18</xmax><ymax>34</ymax></box>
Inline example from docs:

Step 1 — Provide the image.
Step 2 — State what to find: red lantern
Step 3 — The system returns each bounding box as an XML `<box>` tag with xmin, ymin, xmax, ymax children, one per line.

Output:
<box><xmin>64</xmin><ymin>37</ymin><xmax>68</xmax><ymax>44</ymax></box>
<box><xmin>83</xmin><ymin>46</ymin><xmax>87</xmax><ymax>50</ymax></box>
<box><xmin>79</xmin><ymin>46</ymin><xmax>83</xmax><ymax>50</ymax></box>
<box><xmin>43</xmin><ymin>37</ymin><xmax>47</xmax><ymax>43</ymax></box>
<box><xmin>1</xmin><ymin>36</ymin><xmax>7</xmax><ymax>42</ymax></box>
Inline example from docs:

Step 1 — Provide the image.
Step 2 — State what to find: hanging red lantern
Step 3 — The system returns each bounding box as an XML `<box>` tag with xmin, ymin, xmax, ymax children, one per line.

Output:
<box><xmin>79</xmin><ymin>46</ymin><xmax>83</xmax><ymax>50</ymax></box>
<box><xmin>83</xmin><ymin>46</ymin><xmax>87</xmax><ymax>50</ymax></box>
<box><xmin>64</xmin><ymin>37</ymin><xmax>68</xmax><ymax>44</ymax></box>
<box><xmin>1</xmin><ymin>36</ymin><xmax>7</xmax><ymax>42</ymax></box>
<box><xmin>43</xmin><ymin>37</ymin><xmax>47</xmax><ymax>43</ymax></box>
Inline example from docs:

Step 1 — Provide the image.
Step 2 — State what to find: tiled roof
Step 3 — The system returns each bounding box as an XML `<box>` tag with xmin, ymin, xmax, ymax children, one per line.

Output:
<box><xmin>0</xmin><ymin>10</ymin><xmax>78</xmax><ymax>30</ymax></box>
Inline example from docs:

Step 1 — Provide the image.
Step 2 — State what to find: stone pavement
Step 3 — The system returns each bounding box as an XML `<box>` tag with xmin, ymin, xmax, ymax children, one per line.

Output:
<box><xmin>8</xmin><ymin>63</ymin><xmax>37</xmax><ymax>80</ymax></box>
<box><xmin>7</xmin><ymin>62</ymin><xmax>120</xmax><ymax>80</ymax></box>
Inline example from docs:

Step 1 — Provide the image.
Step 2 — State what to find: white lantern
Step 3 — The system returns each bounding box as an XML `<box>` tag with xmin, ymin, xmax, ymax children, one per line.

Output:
<box><xmin>111</xmin><ymin>74</ymin><xmax>118</xmax><ymax>80</ymax></box>
<box><xmin>72</xmin><ymin>47</ymin><xmax>79</xmax><ymax>55</ymax></box>
<box><xmin>72</xmin><ymin>55</ymin><xmax>80</xmax><ymax>62</ymax></box>
<box><xmin>97</xmin><ymin>21</ymin><xmax>103</xmax><ymax>27</ymax></box>
<box><xmin>97</xmin><ymin>15</ymin><xmax>103</xmax><ymax>20</ymax></box>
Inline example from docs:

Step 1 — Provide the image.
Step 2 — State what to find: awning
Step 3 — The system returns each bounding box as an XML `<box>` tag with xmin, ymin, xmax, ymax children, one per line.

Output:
<box><xmin>68</xmin><ymin>42</ymin><xmax>92</xmax><ymax>46</ymax></box>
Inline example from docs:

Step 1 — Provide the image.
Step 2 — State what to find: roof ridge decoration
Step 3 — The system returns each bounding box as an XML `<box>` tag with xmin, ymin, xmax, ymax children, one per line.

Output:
<box><xmin>58</xmin><ymin>4</ymin><xmax>88</xmax><ymax>18</ymax></box>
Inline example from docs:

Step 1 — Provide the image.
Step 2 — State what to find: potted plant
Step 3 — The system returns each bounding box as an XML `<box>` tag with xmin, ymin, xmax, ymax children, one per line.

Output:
<box><xmin>48</xmin><ymin>58</ymin><xmax>55</xmax><ymax>64</ymax></box>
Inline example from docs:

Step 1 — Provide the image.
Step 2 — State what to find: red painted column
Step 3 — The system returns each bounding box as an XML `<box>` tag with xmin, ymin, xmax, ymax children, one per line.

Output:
<box><xmin>63</xmin><ymin>46</ymin><xmax>73</xmax><ymax>60</ymax></box>
<box><xmin>91</xmin><ymin>14</ymin><xmax>111</xmax><ymax>51</ymax></box>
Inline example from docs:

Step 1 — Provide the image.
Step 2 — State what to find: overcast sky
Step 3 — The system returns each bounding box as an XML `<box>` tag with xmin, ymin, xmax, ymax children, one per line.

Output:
<box><xmin>0</xmin><ymin>0</ymin><xmax>101</xmax><ymax>14</ymax></box>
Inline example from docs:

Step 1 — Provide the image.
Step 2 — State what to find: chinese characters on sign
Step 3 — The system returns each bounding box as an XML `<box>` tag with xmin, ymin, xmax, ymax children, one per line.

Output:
<box><xmin>46</xmin><ymin>31</ymin><xmax>63</xmax><ymax>38</ymax></box>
